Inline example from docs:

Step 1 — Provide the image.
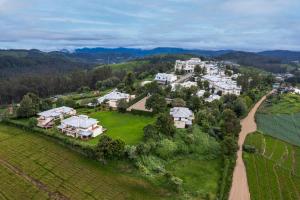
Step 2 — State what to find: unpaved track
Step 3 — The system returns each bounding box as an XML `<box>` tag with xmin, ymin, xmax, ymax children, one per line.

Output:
<box><xmin>229</xmin><ymin>94</ymin><xmax>269</xmax><ymax>200</ymax></box>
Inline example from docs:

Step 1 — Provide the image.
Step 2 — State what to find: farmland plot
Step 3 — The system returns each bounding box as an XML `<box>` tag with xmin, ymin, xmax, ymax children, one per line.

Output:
<box><xmin>0</xmin><ymin>124</ymin><xmax>170</xmax><ymax>200</ymax></box>
<box><xmin>256</xmin><ymin>113</ymin><xmax>300</xmax><ymax>147</ymax></box>
<box><xmin>243</xmin><ymin>133</ymin><xmax>300</xmax><ymax>200</ymax></box>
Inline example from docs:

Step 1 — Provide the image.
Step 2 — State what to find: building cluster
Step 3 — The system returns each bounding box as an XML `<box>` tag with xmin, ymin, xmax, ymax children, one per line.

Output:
<box><xmin>154</xmin><ymin>73</ymin><xmax>177</xmax><ymax>84</ymax></box>
<box><xmin>201</xmin><ymin>74</ymin><xmax>241</xmax><ymax>96</ymax></box>
<box><xmin>37</xmin><ymin>107</ymin><xmax>103</xmax><ymax>139</ymax></box>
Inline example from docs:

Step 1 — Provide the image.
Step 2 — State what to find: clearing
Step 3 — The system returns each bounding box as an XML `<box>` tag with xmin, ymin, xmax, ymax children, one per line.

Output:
<box><xmin>0</xmin><ymin>124</ymin><xmax>171</xmax><ymax>200</ymax></box>
<box><xmin>89</xmin><ymin>111</ymin><xmax>155</xmax><ymax>145</ymax></box>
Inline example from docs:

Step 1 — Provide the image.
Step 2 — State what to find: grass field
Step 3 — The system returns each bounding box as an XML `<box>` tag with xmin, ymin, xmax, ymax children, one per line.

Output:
<box><xmin>243</xmin><ymin>132</ymin><xmax>300</xmax><ymax>200</ymax></box>
<box><xmin>0</xmin><ymin>124</ymin><xmax>171</xmax><ymax>200</ymax></box>
<box><xmin>90</xmin><ymin>111</ymin><xmax>155</xmax><ymax>145</ymax></box>
<box><xmin>259</xmin><ymin>93</ymin><xmax>300</xmax><ymax>114</ymax></box>
<box><xmin>166</xmin><ymin>157</ymin><xmax>222</xmax><ymax>198</ymax></box>
<box><xmin>256</xmin><ymin>113</ymin><xmax>300</xmax><ymax>147</ymax></box>
<box><xmin>107</xmin><ymin>61</ymin><xmax>149</xmax><ymax>71</ymax></box>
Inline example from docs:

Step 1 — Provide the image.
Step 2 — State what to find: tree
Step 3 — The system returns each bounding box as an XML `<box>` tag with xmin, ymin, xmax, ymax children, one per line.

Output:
<box><xmin>189</xmin><ymin>96</ymin><xmax>202</xmax><ymax>112</ymax></box>
<box><xmin>65</xmin><ymin>98</ymin><xmax>76</xmax><ymax>108</ymax></box>
<box><xmin>155</xmin><ymin>113</ymin><xmax>176</xmax><ymax>137</ymax></box>
<box><xmin>17</xmin><ymin>94</ymin><xmax>38</xmax><ymax>118</ymax></box>
<box><xmin>124</xmin><ymin>72</ymin><xmax>135</xmax><ymax>91</ymax></box>
<box><xmin>117</xmin><ymin>99</ymin><xmax>128</xmax><ymax>113</ymax></box>
<box><xmin>221</xmin><ymin>136</ymin><xmax>238</xmax><ymax>156</ymax></box>
<box><xmin>220</xmin><ymin>109</ymin><xmax>241</xmax><ymax>137</ymax></box>
<box><xmin>203</xmin><ymin>80</ymin><xmax>210</xmax><ymax>90</ymax></box>
<box><xmin>145</xmin><ymin>94</ymin><xmax>167</xmax><ymax>114</ymax></box>
<box><xmin>171</xmin><ymin>98</ymin><xmax>186</xmax><ymax>107</ymax></box>
<box><xmin>143</xmin><ymin>124</ymin><xmax>159</xmax><ymax>140</ymax></box>
<box><xmin>40</xmin><ymin>99</ymin><xmax>52</xmax><ymax>111</ymax></box>
<box><xmin>95</xmin><ymin>135</ymin><xmax>125</xmax><ymax>160</ymax></box>
<box><xmin>233</xmin><ymin>98</ymin><xmax>247</xmax><ymax>117</ymax></box>
<box><xmin>194</xmin><ymin>65</ymin><xmax>202</xmax><ymax>76</ymax></box>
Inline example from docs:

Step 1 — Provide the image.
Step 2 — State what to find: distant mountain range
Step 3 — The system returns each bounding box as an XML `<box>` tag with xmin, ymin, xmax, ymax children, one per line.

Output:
<box><xmin>1</xmin><ymin>47</ymin><xmax>300</xmax><ymax>77</ymax></box>
<box><xmin>73</xmin><ymin>47</ymin><xmax>300</xmax><ymax>63</ymax></box>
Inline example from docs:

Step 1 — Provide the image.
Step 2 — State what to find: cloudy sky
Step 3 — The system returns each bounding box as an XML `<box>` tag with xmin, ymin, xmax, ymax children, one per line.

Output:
<box><xmin>0</xmin><ymin>0</ymin><xmax>300</xmax><ymax>51</ymax></box>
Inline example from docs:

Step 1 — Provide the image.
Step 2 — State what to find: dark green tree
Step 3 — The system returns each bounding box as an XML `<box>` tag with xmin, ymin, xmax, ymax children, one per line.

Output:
<box><xmin>155</xmin><ymin>113</ymin><xmax>176</xmax><ymax>137</ymax></box>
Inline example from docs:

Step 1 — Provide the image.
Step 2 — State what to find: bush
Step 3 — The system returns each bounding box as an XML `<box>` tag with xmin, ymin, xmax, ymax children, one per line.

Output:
<box><xmin>155</xmin><ymin>139</ymin><xmax>177</xmax><ymax>159</ymax></box>
<box><xmin>28</xmin><ymin>117</ymin><xmax>37</xmax><ymax>128</ymax></box>
<box><xmin>243</xmin><ymin>144</ymin><xmax>256</xmax><ymax>153</ymax></box>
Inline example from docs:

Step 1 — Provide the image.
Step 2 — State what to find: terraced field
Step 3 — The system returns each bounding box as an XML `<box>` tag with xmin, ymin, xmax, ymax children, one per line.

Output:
<box><xmin>0</xmin><ymin>124</ymin><xmax>170</xmax><ymax>200</ymax></box>
<box><xmin>243</xmin><ymin>133</ymin><xmax>300</xmax><ymax>200</ymax></box>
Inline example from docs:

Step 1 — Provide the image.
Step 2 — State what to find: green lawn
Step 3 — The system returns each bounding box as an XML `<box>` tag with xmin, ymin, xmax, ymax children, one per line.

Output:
<box><xmin>166</xmin><ymin>157</ymin><xmax>222</xmax><ymax>198</ymax></box>
<box><xmin>90</xmin><ymin>111</ymin><xmax>155</xmax><ymax>145</ymax></box>
<box><xmin>0</xmin><ymin>124</ymin><xmax>172</xmax><ymax>200</ymax></box>
<box><xmin>106</xmin><ymin>60</ymin><xmax>150</xmax><ymax>71</ymax></box>
<box><xmin>243</xmin><ymin>132</ymin><xmax>300</xmax><ymax>200</ymax></box>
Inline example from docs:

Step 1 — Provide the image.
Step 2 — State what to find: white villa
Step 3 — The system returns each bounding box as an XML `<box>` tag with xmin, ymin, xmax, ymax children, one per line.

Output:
<box><xmin>171</xmin><ymin>81</ymin><xmax>197</xmax><ymax>91</ymax></box>
<box><xmin>170</xmin><ymin>107</ymin><xmax>194</xmax><ymax>128</ymax></box>
<box><xmin>201</xmin><ymin>75</ymin><xmax>241</xmax><ymax>96</ymax></box>
<box><xmin>175</xmin><ymin>58</ymin><xmax>203</xmax><ymax>73</ymax></box>
<box><xmin>58</xmin><ymin>115</ymin><xmax>103</xmax><ymax>139</ymax></box>
<box><xmin>154</xmin><ymin>73</ymin><xmax>177</xmax><ymax>84</ymax></box>
<box><xmin>97</xmin><ymin>90</ymin><xmax>135</xmax><ymax>108</ymax></box>
<box><xmin>37</xmin><ymin>106</ymin><xmax>76</xmax><ymax>128</ymax></box>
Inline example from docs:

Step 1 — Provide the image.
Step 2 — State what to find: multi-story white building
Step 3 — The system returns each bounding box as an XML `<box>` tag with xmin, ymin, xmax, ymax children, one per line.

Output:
<box><xmin>175</xmin><ymin>58</ymin><xmax>203</xmax><ymax>73</ymax></box>
<box><xmin>202</xmin><ymin>75</ymin><xmax>241</xmax><ymax>96</ymax></box>
<box><xmin>58</xmin><ymin>115</ymin><xmax>103</xmax><ymax>139</ymax></box>
<box><xmin>37</xmin><ymin>106</ymin><xmax>76</xmax><ymax>128</ymax></box>
<box><xmin>154</xmin><ymin>73</ymin><xmax>177</xmax><ymax>84</ymax></box>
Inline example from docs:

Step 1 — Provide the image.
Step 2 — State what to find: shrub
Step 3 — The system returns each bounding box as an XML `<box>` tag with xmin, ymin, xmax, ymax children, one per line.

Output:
<box><xmin>28</xmin><ymin>117</ymin><xmax>37</xmax><ymax>128</ymax></box>
<box><xmin>243</xmin><ymin>144</ymin><xmax>256</xmax><ymax>153</ymax></box>
<box><xmin>155</xmin><ymin>139</ymin><xmax>177</xmax><ymax>159</ymax></box>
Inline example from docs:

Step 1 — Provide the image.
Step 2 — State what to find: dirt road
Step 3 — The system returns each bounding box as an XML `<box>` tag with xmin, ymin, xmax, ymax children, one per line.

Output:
<box><xmin>229</xmin><ymin>94</ymin><xmax>268</xmax><ymax>200</ymax></box>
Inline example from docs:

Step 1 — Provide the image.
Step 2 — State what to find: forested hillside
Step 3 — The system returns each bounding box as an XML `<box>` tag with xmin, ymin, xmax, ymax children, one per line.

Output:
<box><xmin>0</xmin><ymin>49</ymin><xmax>94</xmax><ymax>78</ymax></box>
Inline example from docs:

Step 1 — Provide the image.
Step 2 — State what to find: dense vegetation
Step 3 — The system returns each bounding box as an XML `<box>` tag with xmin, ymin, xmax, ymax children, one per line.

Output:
<box><xmin>244</xmin><ymin>132</ymin><xmax>300</xmax><ymax>200</ymax></box>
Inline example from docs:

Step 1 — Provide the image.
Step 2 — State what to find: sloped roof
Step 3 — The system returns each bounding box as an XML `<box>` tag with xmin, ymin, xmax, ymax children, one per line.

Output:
<box><xmin>170</xmin><ymin>107</ymin><xmax>193</xmax><ymax>118</ymax></box>
<box><xmin>38</xmin><ymin>106</ymin><xmax>74</xmax><ymax>118</ymax></box>
<box><xmin>98</xmin><ymin>90</ymin><xmax>129</xmax><ymax>104</ymax></box>
<box><xmin>61</xmin><ymin>115</ymin><xmax>98</xmax><ymax>129</ymax></box>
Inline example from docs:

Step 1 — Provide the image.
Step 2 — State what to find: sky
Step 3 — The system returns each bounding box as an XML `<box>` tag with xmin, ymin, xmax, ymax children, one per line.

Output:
<box><xmin>0</xmin><ymin>0</ymin><xmax>300</xmax><ymax>51</ymax></box>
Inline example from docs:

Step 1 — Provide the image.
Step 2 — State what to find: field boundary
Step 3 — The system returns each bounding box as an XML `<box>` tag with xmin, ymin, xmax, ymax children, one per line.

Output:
<box><xmin>0</xmin><ymin>157</ymin><xmax>69</xmax><ymax>200</ymax></box>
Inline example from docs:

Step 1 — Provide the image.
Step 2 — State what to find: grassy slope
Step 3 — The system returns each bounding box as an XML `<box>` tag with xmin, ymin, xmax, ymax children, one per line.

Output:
<box><xmin>0</xmin><ymin>124</ymin><xmax>171</xmax><ymax>200</ymax></box>
<box><xmin>101</xmin><ymin>60</ymin><xmax>149</xmax><ymax>71</ymax></box>
<box><xmin>166</xmin><ymin>157</ymin><xmax>221</xmax><ymax>198</ymax></box>
<box><xmin>90</xmin><ymin>111</ymin><xmax>155</xmax><ymax>145</ymax></box>
<box><xmin>243</xmin><ymin>133</ymin><xmax>300</xmax><ymax>200</ymax></box>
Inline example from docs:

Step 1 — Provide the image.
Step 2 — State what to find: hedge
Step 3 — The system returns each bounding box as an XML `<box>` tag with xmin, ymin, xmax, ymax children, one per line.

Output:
<box><xmin>129</xmin><ymin>109</ymin><xmax>154</xmax><ymax>117</ymax></box>
<box><xmin>1</xmin><ymin>119</ymin><xmax>96</xmax><ymax>159</ymax></box>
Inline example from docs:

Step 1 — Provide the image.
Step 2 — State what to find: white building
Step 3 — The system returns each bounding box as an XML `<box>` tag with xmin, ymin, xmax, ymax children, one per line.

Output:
<box><xmin>196</xmin><ymin>90</ymin><xmax>206</xmax><ymax>97</ymax></box>
<box><xmin>202</xmin><ymin>75</ymin><xmax>241</xmax><ymax>96</ymax></box>
<box><xmin>175</xmin><ymin>58</ymin><xmax>203</xmax><ymax>73</ymax></box>
<box><xmin>97</xmin><ymin>90</ymin><xmax>135</xmax><ymax>108</ymax></box>
<box><xmin>171</xmin><ymin>81</ymin><xmax>197</xmax><ymax>91</ymax></box>
<box><xmin>205</xmin><ymin>94</ymin><xmax>221</xmax><ymax>102</ymax></box>
<box><xmin>58</xmin><ymin>115</ymin><xmax>103</xmax><ymax>139</ymax></box>
<box><xmin>37</xmin><ymin>106</ymin><xmax>76</xmax><ymax>128</ymax></box>
<box><xmin>154</xmin><ymin>73</ymin><xmax>177</xmax><ymax>84</ymax></box>
<box><xmin>170</xmin><ymin>107</ymin><xmax>194</xmax><ymax>128</ymax></box>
